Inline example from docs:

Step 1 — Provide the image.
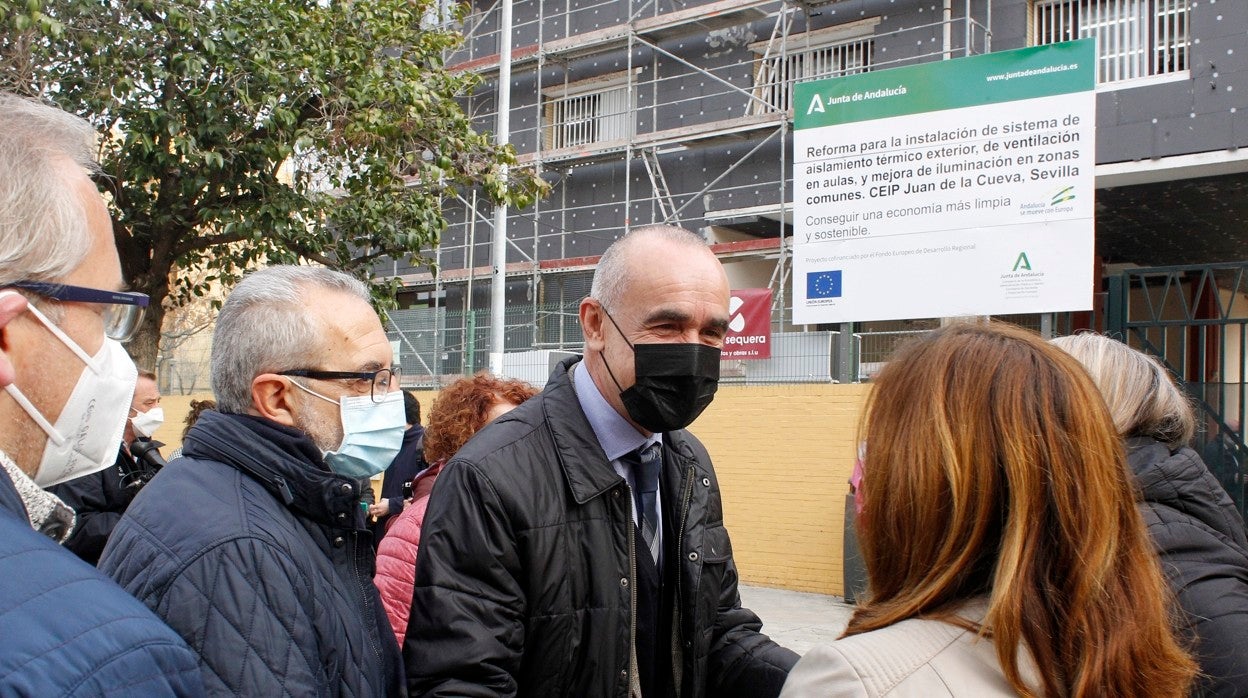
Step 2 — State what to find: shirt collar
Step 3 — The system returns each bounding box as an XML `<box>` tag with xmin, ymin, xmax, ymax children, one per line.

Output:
<box><xmin>571</xmin><ymin>361</ymin><xmax>661</xmax><ymax>462</ymax></box>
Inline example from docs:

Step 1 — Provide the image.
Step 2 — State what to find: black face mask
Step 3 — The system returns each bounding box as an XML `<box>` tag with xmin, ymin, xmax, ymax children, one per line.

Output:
<box><xmin>600</xmin><ymin>307</ymin><xmax>721</xmax><ymax>433</ymax></box>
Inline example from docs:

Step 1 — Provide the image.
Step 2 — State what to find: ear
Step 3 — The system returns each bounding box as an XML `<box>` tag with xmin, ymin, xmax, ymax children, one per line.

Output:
<box><xmin>580</xmin><ymin>298</ymin><xmax>606</xmax><ymax>353</ymax></box>
<box><xmin>251</xmin><ymin>374</ymin><xmax>299</xmax><ymax>427</ymax></box>
<box><xmin>0</xmin><ymin>292</ymin><xmax>29</xmax><ymax>387</ymax></box>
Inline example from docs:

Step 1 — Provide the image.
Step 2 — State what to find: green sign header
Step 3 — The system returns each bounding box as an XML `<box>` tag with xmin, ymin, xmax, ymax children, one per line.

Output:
<box><xmin>794</xmin><ymin>40</ymin><xmax>1095</xmax><ymax>130</ymax></box>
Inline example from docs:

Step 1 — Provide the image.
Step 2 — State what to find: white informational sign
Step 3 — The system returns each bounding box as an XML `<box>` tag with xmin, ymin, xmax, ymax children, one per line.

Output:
<box><xmin>792</xmin><ymin>40</ymin><xmax>1096</xmax><ymax>324</ymax></box>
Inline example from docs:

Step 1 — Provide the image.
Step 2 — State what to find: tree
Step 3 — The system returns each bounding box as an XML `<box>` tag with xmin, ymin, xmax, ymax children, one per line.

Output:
<box><xmin>1</xmin><ymin>0</ymin><xmax>545</xmax><ymax>369</ymax></box>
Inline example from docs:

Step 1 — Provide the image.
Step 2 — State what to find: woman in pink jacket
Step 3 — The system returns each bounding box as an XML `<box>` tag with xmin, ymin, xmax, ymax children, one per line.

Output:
<box><xmin>373</xmin><ymin>372</ymin><xmax>538</xmax><ymax>644</ymax></box>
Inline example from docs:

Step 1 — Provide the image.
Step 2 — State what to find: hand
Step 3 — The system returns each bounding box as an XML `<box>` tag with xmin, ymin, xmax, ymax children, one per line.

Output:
<box><xmin>368</xmin><ymin>501</ymin><xmax>391</xmax><ymax>519</ymax></box>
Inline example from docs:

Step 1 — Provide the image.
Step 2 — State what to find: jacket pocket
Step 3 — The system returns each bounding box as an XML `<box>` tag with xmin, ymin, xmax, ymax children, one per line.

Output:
<box><xmin>693</xmin><ymin>524</ymin><xmax>734</xmax><ymax>652</ymax></box>
<box><xmin>702</xmin><ymin>524</ymin><xmax>732</xmax><ymax>564</ymax></box>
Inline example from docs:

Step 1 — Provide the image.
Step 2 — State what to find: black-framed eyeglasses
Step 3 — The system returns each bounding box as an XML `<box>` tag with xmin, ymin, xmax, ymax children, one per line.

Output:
<box><xmin>278</xmin><ymin>367</ymin><xmax>401</xmax><ymax>403</ymax></box>
<box><xmin>8</xmin><ymin>280</ymin><xmax>150</xmax><ymax>342</ymax></box>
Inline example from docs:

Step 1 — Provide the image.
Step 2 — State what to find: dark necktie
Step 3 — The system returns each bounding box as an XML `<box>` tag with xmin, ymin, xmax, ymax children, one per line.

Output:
<box><xmin>627</xmin><ymin>442</ymin><xmax>662</xmax><ymax>564</ymax></box>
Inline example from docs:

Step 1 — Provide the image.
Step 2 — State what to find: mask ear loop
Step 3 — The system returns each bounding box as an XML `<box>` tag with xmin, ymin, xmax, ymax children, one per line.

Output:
<box><xmin>0</xmin><ymin>292</ymin><xmax>67</xmax><ymax>445</ymax></box>
<box><xmin>13</xmin><ymin>295</ymin><xmax>104</xmax><ymax>373</ymax></box>
<box><xmin>597</xmin><ymin>303</ymin><xmax>634</xmax><ymax>395</ymax></box>
<box><xmin>4</xmin><ymin>383</ymin><xmax>64</xmax><ymax>445</ymax></box>
<box><xmin>287</xmin><ymin>377</ymin><xmax>340</xmax><ymax>407</ymax></box>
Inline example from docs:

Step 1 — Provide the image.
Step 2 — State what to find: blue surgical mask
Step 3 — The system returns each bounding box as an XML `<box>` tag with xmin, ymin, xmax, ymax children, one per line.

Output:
<box><xmin>291</xmin><ymin>382</ymin><xmax>406</xmax><ymax>479</ymax></box>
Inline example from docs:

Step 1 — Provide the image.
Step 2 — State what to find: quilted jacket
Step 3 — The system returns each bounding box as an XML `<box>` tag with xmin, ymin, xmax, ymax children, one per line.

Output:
<box><xmin>373</xmin><ymin>460</ymin><xmax>444</xmax><ymax>645</ymax></box>
<box><xmin>1127</xmin><ymin>437</ymin><xmax>1248</xmax><ymax>697</ymax></box>
<box><xmin>98</xmin><ymin>411</ymin><xmax>403</xmax><ymax>697</ymax></box>
<box><xmin>0</xmin><ymin>453</ymin><xmax>204</xmax><ymax>697</ymax></box>
<box><xmin>404</xmin><ymin>357</ymin><xmax>797</xmax><ymax>697</ymax></box>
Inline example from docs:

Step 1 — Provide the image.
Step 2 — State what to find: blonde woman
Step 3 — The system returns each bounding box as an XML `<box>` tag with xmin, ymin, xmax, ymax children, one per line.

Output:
<box><xmin>783</xmin><ymin>323</ymin><xmax>1196</xmax><ymax>697</ymax></box>
<box><xmin>1053</xmin><ymin>333</ymin><xmax>1248</xmax><ymax>696</ymax></box>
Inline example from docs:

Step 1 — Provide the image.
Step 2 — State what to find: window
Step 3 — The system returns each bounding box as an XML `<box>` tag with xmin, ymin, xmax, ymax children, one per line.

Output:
<box><xmin>542</xmin><ymin>72</ymin><xmax>634</xmax><ymax>150</ymax></box>
<box><xmin>751</xmin><ymin>18</ymin><xmax>879</xmax><ymax>114</ymax></box>
<box><xmin>1032</xmin><ymin>0</ymin><xmax>1189</xmax><ymax>84</ymax></box>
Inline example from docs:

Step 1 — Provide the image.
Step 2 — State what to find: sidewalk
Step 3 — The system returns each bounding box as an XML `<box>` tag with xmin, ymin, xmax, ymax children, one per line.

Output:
<box><xmin>739</xmin><ymin>584</ymin><xmax>855</xmax><ymax>655</ymax></box>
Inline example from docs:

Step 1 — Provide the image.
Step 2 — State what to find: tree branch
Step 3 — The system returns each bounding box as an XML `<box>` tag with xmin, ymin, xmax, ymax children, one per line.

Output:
<box><xmin>172</xmin><ymin>229</ymin><xmax>251</xmax><ymax>259</ymax></box>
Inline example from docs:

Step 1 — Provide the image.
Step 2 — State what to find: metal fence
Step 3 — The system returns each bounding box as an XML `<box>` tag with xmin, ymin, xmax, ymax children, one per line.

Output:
<box><xmin>389</xmin><ymin>307</ymin><xmax>864</xmax><ymax>388</ymax></box>
<box><xmin>1105</xmin><ymin>262</ymin><xmax>1248</xmax><ymax>512</ymax></box>
<box><xmin>387</xmin><ymin>309</ymin><xmax>1078</xmax><ymax>389</ymax></box>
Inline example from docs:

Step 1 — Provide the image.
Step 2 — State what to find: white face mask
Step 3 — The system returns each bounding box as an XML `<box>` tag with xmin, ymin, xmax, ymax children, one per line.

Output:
<box><xmin>3</xmin><ymin>300</ymin><xmax>138</xmax><ymax>487</ymax></box>
<box><xmin>130</xmin><ymin>406</ymin><xmax>164</xmax><ymax>439</ymax></box>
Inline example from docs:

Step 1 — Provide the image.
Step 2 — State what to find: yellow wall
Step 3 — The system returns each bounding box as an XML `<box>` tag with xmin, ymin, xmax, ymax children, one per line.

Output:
<box><xmin>691</xmin><ymin>384</ymin><xmax>869</xmax><ymax>595</ymax></box>
<box><xmin>152</xmin><ymin>393</ymin><xmax>216</xmax><ymax>452</ymax></box>
<box><xmin>156</xmin><ymin>384</ymin><xmax>870</xmax><ymax>596</ymax></box>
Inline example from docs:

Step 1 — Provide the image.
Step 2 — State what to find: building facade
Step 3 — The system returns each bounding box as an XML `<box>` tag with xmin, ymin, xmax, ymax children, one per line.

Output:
<box><xmin>385</xmin><ymin>0</ymin><xmax>1245</xmax><ymax>377</ymax></box>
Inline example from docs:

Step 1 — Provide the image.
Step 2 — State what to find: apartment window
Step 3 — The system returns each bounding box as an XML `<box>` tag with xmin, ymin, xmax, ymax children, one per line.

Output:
<box><xmin>542</xmin><ymin>72</ymin><xmax>634</xmax><ymax>151</ymax></box>
<box><xmin>751</xmin><ymin>18</ymin><xmax>879</xmax><ymax>114</ymax></box>
<box><xmin>1032</xmin><ymin>0</ymin><xmax>1189</xmax><ymax>84</ymax></box>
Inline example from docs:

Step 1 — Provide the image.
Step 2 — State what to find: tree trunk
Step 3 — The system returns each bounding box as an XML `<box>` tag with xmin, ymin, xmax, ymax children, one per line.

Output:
<box><xmin>115</xmin><ymin>217</ymin><xmax>177</xmax><ymax>374</ymax></box>
<box><xmin>127</xmin><ymin>301</ymin><xmax>165</xmax><ymax>372</ymax></box>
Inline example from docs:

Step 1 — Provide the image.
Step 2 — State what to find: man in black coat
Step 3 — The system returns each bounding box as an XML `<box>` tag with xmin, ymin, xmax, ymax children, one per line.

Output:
<box><xmin>406</xmin><ymin>225</ymin><xmax>797</xmax><ymax>697</ymax></box>
<box><xmin>99</xmin><ymin>265</ymin><xmax>405</xmax><ymax>696</ymax></box>
<box><xmin>50</xmin><ymin>368</ymin><xmax>163</xmax><ymax>564</ymax></box>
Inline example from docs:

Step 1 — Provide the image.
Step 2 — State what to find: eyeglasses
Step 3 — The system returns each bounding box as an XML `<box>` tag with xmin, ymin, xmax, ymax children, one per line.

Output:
<box><xmin>278</xmin><ymin>367</ymin><xmax>401</xmax><ymax>403</ymax></box>
<box><xmin>8</xmin><ymin>280</ymin><xmax>149</xmax><ymax>342</ymax></box>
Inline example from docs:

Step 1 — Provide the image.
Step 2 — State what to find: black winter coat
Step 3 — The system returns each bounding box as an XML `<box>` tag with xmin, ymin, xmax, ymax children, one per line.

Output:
<box><xmin>48</xmin><ymin>442</ymin><xmax>155</xmax><ymax>565</ymax></box>
<box><xmin>1127</xmin><ymin>437</ymin><xmax>1248</xmax><ymax>697</ymax></box>
<box><xmin>99</xmin><ymin>411</ymin><xmax>404</xmax><ymax>697</ymax></box>
<box><xmin>405</xmin><ymin>357</ymin><xmax>797</xmax><ymax>697</ymax></box>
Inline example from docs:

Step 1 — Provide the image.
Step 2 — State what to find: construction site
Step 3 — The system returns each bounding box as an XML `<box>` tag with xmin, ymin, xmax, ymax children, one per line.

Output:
<box><xmin>380</xmin><ymin>0</ymin><xmax>1019</xmax><ymax>387</ymax></box>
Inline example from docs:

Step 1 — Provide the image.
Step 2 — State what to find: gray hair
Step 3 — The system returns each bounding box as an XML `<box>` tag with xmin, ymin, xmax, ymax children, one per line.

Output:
<box><xmin>589</xmin><ymin>225</ymin><xmax>707</xmax><ymax>310</ymax></box>
<box><xmin>0</xmin><ymin>93</ymin><xmax>100</xmax><ymax>286</ymax></box>
<box><xmin>211</xmin><ymin>265</ymin><xmax>372</xmax><ymax>414</ymax></box>
<box><xmin>1050</xmin><ymin>333</ymin><xmax>1196</xmax><ymax>446</ymax></box>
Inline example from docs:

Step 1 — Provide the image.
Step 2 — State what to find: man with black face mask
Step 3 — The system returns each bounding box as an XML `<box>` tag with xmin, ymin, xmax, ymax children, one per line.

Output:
<box><xmin>406</xmin><ymin>225</ymin><xmax>798</xmax><ymax>697</ymax></box>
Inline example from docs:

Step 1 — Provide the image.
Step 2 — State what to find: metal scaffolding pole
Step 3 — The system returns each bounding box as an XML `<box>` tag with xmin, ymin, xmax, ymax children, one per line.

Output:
<box><xmin>489</xmin><ymin>0</ymin><xmax>514</xmax><ymax>376</ymax></box>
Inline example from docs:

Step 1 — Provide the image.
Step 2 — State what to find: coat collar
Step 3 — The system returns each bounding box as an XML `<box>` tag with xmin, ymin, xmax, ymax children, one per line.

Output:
<box><xmin>182</xmin><ymin>411</ymin><xmax>362</xmax><ymax>528</ymax></box>
<box><xmin>0</xmin><ymin>449</ymin><xmax>75</xmax><ymax>542</ymax></box>
<box><xmin>544</xmin><ymin>357</ymin><xmax>702</xmax><ymax>505</ymax></box>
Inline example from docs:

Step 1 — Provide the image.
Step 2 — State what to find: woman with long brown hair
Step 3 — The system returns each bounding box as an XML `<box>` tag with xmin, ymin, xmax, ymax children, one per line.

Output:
<box><xmin>781</xmin><ymin>322</ymin><xmax>1197</xmax><ymax>697</ymax></box>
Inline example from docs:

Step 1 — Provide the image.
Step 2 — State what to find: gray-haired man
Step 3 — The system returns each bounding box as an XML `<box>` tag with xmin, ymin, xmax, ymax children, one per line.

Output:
<box><xmin>99</xmin><ymin>265</ymin><xmax>405</xmax><ymax>696</ymax></box>
<box><xmin>0</xmin><ymin>92</ymin><xmax>203</xmax><ymax>695</ymax></box>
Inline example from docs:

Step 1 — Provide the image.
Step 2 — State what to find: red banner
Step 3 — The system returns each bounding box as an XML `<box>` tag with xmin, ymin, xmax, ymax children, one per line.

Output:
<box><xmin>723</xmin><ymin>288</ymin><xmax>772</xmax><ymax>360</ymax></box>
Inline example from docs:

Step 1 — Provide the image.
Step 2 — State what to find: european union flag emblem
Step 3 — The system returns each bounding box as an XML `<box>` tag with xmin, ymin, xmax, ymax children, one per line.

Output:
<box><xmin>807</xmin><ymin>270</ymin><xmax>843</xmax><ymax>299</ymax></box>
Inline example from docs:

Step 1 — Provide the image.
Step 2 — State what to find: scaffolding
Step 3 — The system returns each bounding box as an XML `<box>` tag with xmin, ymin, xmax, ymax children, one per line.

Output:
<box><xmin>383</xmin><ymin>0</ymin><xmax>995</xmax><ymax>384</ymax></box>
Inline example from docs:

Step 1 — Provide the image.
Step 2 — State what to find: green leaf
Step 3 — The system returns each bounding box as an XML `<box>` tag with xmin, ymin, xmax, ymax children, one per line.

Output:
<box><xmin>1</xmin><ymin>0</ymin><xmax>544</xmax><ymax>362</ymax></box>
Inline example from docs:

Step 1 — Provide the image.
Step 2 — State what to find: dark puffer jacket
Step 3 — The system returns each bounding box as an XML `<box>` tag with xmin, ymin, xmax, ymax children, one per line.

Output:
<box><xmin>1127</xmin><ymin>436</ymin><xmax>1248</xmax><ymax>697</ymax></box>
<box><xmin>48</xmin><ymin>443</ymin><xmax>150</xmax><ymax>565</ymax></box>
<box><xmin>405</xmin><ymin>357</ymin><xmax>797</xmax><ymax>697</ymax></box>
<box><xmin>98</xmin><ymin>411</ymin><xmax>403</xmax><ymax>697</ymax></box>
<box><xmin>0</xmin><ymin>458</ymin><xmax>204</xmax><ymax>697</ymax></box>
